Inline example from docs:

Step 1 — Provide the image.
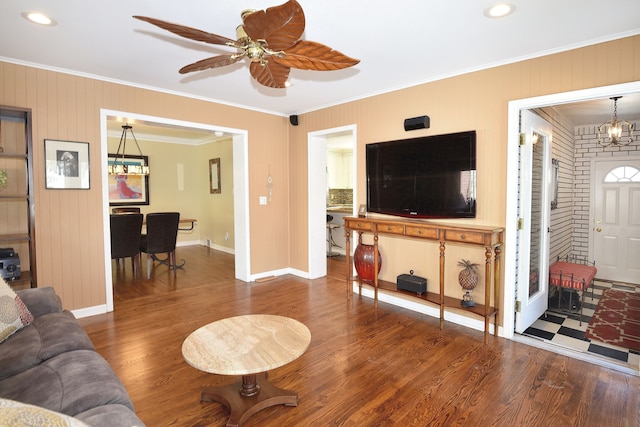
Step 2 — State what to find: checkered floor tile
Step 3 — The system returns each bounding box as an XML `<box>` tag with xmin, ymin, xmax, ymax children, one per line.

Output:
<box><xmin>523</xmin><ymin>280</ymin><xmax>640</xmax><ymax>369</ymax></box>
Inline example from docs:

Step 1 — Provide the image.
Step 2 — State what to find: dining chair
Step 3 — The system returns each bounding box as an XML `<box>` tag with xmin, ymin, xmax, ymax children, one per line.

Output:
<box><xmin>112</xmin><ymin>207</ymin><xmax>141</xmax><ymax>214</ymax></box>
<box><xmin>110</xmin><ymin>213</ymin><xmax>144</xmax><ymax>280</ymax></box>
<box><xmin>140</xmin><ymin>212</ymin><xmax>181</xmax><ymax>279</ymax></box>
<box><xmin>111</xmin><ymin>208</ymin><xmax>142</xmax><ymax>267</ymax></box>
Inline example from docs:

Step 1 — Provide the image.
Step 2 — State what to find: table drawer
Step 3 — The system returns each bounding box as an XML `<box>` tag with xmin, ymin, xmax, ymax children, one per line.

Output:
<box><xmin>377</xmin><ymin>224</ymin><xmax>405</xmax><ymax>235</ymax></box>
<box><xmin>444</xmin><ymin>230</ymin><xmax>485</xmax><ymax>244</ymax></box>
<box><xmin>405</xmin><ymin>226</ymin><xmax>438</xmax><ymax>239</ymax></box>
<box><xmin>346</xmin><ymin>220</ymin><xmax>373</xmax><ymax>231</ymax></box>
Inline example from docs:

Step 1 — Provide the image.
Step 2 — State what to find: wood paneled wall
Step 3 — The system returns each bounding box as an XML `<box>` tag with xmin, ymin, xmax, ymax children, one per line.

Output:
<box><xmin>0</xmin><ymin>62</ymin><xmax>289</xmax><ymax>310</ymax></box>
<box><xmin>1</xmin><ymin>35</ymin><xmax>638</xmax><ymax>313</ymax></box>
<box><xmin>288</xmin><ymin>35</ymin><xmax>640</xmax><ymax>323</ymax></box>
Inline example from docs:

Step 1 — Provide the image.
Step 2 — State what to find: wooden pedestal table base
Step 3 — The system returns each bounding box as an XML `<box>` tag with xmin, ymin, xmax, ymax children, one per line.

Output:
<box><xmin>199</xmin><ymin>372</ymin><xmax>298</xmax><ymax>427</ymax></box>
<box><xmin>182</xmin><ymin>315</ymin><xmax>311</xmax><ymax>427</ymax></box>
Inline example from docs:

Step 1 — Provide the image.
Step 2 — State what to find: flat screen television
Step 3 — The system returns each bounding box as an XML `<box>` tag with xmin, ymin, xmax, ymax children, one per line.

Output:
<box><xmin>366</xmin><ymin>130</ymin><xmax>476</xmax><ymax>219</ymax></box>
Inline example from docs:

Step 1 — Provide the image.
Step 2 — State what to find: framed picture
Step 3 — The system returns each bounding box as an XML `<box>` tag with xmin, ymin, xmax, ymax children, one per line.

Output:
<box><xmin>209</xmin><ymin>158</ymin><xmax>221</xmax><ymax>194</ymax></box>
<box><xmin>44</xmin><ymin>139</ymin><xmax>90</xmax><ymax>189</ymax></box>
<box><xmin>108</xmin><ymin>154</ymin><xmax>150</xmax><ymax>206</ymax></box>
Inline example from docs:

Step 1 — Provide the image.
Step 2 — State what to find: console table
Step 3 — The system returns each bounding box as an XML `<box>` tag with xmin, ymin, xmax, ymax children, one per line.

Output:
<box><xmin>344</xmin><ymin>217</ymin><xmax>503</xmax><ymax>343</ymax></box>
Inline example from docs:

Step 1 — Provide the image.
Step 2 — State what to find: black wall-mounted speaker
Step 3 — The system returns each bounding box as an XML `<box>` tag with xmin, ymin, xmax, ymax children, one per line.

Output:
<box><xmin>404</xmin><ymin>115</ymin><xmax>430</xmax><ymax>131</ymax></box>
<box><xmin>289</xmin><ymin>115</ymin><xmax>299</xmax><ymax>126</ymax></box>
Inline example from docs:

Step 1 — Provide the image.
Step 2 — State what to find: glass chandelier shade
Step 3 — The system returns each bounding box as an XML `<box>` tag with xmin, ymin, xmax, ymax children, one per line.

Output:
<box><xmin>108</xmin><ymin>124</ymin><xmax>150</xmax><ymax>175</ymax></box>
<box><xmin>597</xmin><ymin>96</ymin><xmax>636</xmax><ymax>147</ymax></box>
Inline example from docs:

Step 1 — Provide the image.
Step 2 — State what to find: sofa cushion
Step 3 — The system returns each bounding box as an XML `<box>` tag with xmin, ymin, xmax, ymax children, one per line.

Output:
<box><xmin>0</xmin><ymin>277</ymin><xmax>34</xmax><ymax>344</ymax></box>
<box><xmin>75</xmin><ymin>403</ymin><xmax>146</xmax><ymax>427</ymax></box>
<box><xmin>0</xmin><ymin>311</ymin><xmax>96</xmax><ymax>381</ymax></box>
<box><xmin>0</xmin><ymin>398</ymin><xmax>90</xmax><ymax>427</ymax></box>
<box><xmin>0</xmin><ymin>349</ymin><xmax>135</xmax><ymax>417</ymax></box>
<box><xmin>15</xmin><ymin>286</ymin><xmax>63</xmax><ymax>318</ymax></box>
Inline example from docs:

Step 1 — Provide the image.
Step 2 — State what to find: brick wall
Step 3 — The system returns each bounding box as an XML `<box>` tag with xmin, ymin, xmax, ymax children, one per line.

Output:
<box><xmin>572</xmin><ymin>121</ymin><xmax>640</xmax><ymax>259</ymax></box>
<box><xmin>534</xmin><ymin>107</ymin><xmax>574</xmax><ymax>264</ymax></box>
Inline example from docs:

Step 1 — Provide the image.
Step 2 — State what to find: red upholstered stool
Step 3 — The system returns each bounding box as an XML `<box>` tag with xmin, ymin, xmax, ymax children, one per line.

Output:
<box><xmin>548</xmin><ymin>259</ymin><xmax>597</xmax><ymax>325</ymax></box>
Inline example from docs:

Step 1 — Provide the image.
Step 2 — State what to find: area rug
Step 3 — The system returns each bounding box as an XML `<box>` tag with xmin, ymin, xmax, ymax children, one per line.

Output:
<box><xmin>586</xmin><ymin>289</ymin><xmax>640</xmax><ymax>352</ymax></box>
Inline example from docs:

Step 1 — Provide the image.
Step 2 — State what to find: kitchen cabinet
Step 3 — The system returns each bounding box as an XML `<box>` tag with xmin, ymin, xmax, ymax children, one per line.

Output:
<box><xmin>327</xmin><ymin>150</ymin><xmax>352</xmax><ymax>189</ymax></box>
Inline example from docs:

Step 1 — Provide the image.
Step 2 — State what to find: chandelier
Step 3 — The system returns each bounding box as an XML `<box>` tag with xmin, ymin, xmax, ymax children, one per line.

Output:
<box><xmin>597</xmin><ymin>96</ymin><xmax>636</xmax><ymax>147</ymax></box>
<box><xmin>107</xmin><ymin>124</ymin><xmax>150</xmax><ymax>175</ymax></box>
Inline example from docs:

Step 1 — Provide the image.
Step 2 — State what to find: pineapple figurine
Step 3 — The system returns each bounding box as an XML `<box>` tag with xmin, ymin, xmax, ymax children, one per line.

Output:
<box><xmin>458</xmin><ymin>259</ymin><xmax>479</xmax><ymax>307</ymax></box>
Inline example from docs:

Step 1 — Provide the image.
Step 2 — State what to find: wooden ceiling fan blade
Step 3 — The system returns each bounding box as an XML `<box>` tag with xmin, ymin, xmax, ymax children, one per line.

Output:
<box><xmin>133</xmin><ymin>16</ymin><xmax>237</xmax><ymax>46</ymax></box>
<box><xmin>179</xmin><ymin>54</ymin><xmax>242</xmax><ymax>74</ymax></box>
<box><xmin>274</xmin><ymin>41</ymin><xmax>360</xmax><ymax>71</ymax></box>
<box><xmin>242</xmin><ymin>0</ymin><xmax>304</xmax><ymax>50</ymax></box>
<box><xmin>249</xmin><ymin>62</ymin><xmax>291</xmax><ymax>88</ymax></box>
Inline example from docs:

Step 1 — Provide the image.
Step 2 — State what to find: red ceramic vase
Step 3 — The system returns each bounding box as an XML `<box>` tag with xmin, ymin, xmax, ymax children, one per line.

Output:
<box><xmin>354</xmin><ymin>244</ymin><xmax>382</xmax><ymax>282</ymax></box>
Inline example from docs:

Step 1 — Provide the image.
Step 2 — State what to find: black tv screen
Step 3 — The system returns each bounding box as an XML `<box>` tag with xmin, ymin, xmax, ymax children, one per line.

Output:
<box><xmin>366</xmin><ymin>131</ymin><xmax>476</xmax><ymax>219</ymax></box>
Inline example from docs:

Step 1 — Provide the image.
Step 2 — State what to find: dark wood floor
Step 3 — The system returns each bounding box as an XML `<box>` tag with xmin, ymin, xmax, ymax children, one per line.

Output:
<box><xmin>78</xmin><ymin>246</ymin><xmax>639</xmax><ymax>427</ymax></box>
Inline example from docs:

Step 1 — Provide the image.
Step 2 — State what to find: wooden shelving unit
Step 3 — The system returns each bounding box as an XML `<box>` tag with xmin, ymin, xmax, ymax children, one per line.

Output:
<box><xmin>344</xmin><ymin>216</ymin><xmax>503</xmax><ymax>343</ymax></box>
<box><xmin>0</xmin><ymin>106</ymin><xmax>36</xmax><ymax>290</ymax></box>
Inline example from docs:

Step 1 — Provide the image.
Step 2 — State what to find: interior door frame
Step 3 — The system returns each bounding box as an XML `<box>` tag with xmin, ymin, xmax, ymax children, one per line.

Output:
<box><xmin>100</xmin><ymin>109</ymin><xmax>251</xmax><ymax>312</ymax></box>
<box><xmin>503</xmin><ymin>81</ymin><xmax>640</xmax><ymax>339</ymax></box>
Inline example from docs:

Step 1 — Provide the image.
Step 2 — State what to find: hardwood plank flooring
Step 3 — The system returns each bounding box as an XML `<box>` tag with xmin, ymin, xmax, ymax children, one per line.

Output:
<box><xmin>78</xmin><ymin>246</ymin><xmax>640</xmax><ymax>426</ymax></box>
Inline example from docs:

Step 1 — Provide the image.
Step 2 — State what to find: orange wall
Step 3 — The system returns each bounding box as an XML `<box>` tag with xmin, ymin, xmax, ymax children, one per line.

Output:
<box><xmin>288</xmin><ymin>35</ymin><xmax>640</xmax><ymax>313</ymax></box>
<box><xmin>1</xmin><ymin>35</ymin><xmax>638</xmax><ymax>312</ymax></box>
<box><xmin>0</xmin><ymin>63</ymin><xmax>289</xmax><ymax>309</ymax></box>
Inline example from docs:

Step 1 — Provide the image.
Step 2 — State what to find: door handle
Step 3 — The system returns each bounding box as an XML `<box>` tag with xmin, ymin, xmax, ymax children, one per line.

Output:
<box><xmin>595</xmin><ymin>227</ymin><xmax>602</xmax><ymax>232</ymax></box>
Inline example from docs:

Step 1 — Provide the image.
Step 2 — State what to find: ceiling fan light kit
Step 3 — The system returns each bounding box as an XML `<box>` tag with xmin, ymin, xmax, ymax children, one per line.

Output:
<box><xmin>133</xmin><ymin>0</ymin><xmax>359</xmax><ymax>88</ymax></box>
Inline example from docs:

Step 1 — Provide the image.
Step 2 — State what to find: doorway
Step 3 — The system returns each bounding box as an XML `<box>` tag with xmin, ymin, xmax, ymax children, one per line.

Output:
<box><xmin>504</xmin><ymin>81</ymin><xmax>640</xmax><ymax>338</ymax></box>
<box><xmin>307</xmin><ymin>125</ymin><xmax>357</xmax><ymax>279</ymax></box>
<box><xmin>504</xmin><ymin>82</ymin><xmax>640</xmax><ymax>372</ymax></box>
<box><xmin>591</xmin><ymin>158</ymin><xmax>640</xmax><ymax>283</ymax></box>
<box><xmin>100</xmin><ymin>109</ymin><xmax>251</xmax><ymax>312</ymax></box>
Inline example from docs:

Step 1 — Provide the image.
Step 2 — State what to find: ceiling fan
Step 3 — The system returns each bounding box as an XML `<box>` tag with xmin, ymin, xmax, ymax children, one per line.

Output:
<box><xmin>133</xmin><ymin>0</ymin><xmax>360</xmax><ymax>88</ymax></box>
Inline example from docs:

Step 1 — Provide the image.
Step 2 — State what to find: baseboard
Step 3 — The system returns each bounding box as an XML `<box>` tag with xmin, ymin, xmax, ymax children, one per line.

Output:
<box><xmin>72</xmin><ymin>304</ymin><xmax>107</xmax><ymax>319</ymax></box>
<box><xmin>198</xmin><ymin>240</ymin><xmax>235</xmax><ymax>255</ymax></box>
<box><xmin>250</xmin><ymin>268</ymin><xmax>293</xmax><ymax>282</ymax></box>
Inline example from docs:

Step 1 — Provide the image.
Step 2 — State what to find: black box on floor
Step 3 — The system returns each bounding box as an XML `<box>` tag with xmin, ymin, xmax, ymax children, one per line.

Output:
<box><xmin>397</xmin><ymin>271</ymin><xmax>427</xmax><ymax>294</ymax></box>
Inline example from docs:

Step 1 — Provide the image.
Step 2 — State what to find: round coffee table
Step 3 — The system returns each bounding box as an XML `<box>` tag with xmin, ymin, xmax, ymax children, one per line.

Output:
<box><xmin>182</xmin><ymin>314</ymin><xmax>311</xmax><ymax>427</ymax></box>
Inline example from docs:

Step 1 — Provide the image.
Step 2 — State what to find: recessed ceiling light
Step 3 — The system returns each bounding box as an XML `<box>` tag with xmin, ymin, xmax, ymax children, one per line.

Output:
<box><xmin>22</xmin><ymin>12</ymin><xmax>56</xmax><ymax>26</ymax></box>
<box><xmin>484</xmin><ymin>4</ymin><xmax>515</xmax><ymax>18</ymax></box>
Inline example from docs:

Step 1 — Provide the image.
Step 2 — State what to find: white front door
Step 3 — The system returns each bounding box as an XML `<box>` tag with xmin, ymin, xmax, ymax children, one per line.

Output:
<box><xmin>592</xmin><ymin>159</ymin><xmax>640</xmax><ymax>283</ymax></box>
<box><xmin>515</xmin><ymin>111</ymin><xmax>553</xmax><ymax>333</ymax></box>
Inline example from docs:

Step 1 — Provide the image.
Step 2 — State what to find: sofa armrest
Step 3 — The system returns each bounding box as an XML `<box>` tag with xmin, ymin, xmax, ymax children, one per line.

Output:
<box><xmin>15</xmin><ymin>287</ymin><xmax>63</xmax><ymax>318</ymax></box>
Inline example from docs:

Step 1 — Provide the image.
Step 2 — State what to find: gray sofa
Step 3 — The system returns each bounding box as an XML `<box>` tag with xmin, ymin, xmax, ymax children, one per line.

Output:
<box><xmin>0</xmin><ymin>287</ymin><xmax>145</xmax><ymax>427</ymax></box>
